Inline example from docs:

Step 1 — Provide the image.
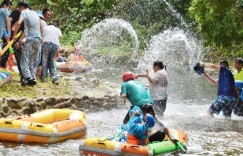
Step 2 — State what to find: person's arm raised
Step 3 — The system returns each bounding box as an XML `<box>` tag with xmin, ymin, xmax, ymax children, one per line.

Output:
<box><xmin>200</xmin><ymin>62</ymin><xmax>220</xmax><ymax>71</ymax></box>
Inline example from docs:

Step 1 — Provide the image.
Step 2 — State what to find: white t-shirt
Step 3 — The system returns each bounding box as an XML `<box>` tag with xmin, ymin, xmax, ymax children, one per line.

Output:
<box><xmin>43</xmin><ymin>25</ymin><xmax>62</xmax><ymax>46</ymax></box>
<box><xmin>149</xmin><ymin>69</ymin><xmax>168</xmax><ymax>100</ymax></box>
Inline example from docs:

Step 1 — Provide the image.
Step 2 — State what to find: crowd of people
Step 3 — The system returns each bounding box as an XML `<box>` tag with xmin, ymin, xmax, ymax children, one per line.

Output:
<box><xmin>118</xmin><ymin>58</ymin><xmax>243</xmax><ymax>146</ymax></box>
<box><xmin>0</xmin><ymin>0</ymin><xmax>62</xmax><ymax>86</ymax></box>
<box><xmin>119</xmin><ymin>60</ymin><xmax>175</xmax><ymax>146</ymax></box>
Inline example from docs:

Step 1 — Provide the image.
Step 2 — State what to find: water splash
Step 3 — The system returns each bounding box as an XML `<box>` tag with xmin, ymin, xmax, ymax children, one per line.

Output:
<box><xmin>136</xmin><ymin>28</ymin><xmax>208</xmax><ymax>101</ymax></box>
<box><xmin>138</xmin><ymin>28</ymin><xmax>203</xmax><ymax>70</ymax></box>
<box><xmin>79</xmin><ymin>18</ymin><xmax>139</xmax><ymax>65</ymax></box>
<box><xmin>162</xmin><ymin>0</ymin><xmax>187</xmax><ymax>27</ymax></box>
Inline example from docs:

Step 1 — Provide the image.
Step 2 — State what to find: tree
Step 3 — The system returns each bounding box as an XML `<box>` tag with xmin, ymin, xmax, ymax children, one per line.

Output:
<box><xmin>189</xmin><ymin>0</ymin><xmax>243</xmax><ymax>49</ymax></box>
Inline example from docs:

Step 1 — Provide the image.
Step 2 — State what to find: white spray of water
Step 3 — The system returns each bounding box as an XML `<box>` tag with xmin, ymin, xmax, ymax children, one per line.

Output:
<box><xmin>80</xmin><ymin>18</ymin><xmax>139</xmax><ymax>58</ymax></box>
<box><xmin>162</xmin><ymin>0</ymin><xmax>187</xmax><ymax>27</ymax></box>
<box><xmin>138</xmin><ymin>28</ymin><xmax>203</xmax><ymax>70</ymax></box>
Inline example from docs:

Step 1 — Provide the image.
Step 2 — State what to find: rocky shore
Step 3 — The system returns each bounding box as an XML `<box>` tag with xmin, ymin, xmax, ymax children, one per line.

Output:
<box><xmin>0</xmin><ymin>95</ymin><xmax>122</xmax><ymax>118</ymax></box>
<box><xmin>0</xmin><ymin>71</ymin><xmax>125</xmax><ymax>118</ymax></box>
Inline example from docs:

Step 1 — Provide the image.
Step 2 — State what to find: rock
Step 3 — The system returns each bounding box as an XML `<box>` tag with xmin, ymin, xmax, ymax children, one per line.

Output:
<box><xmin>39</xmin><ymin>102</ymin><xmax>47</xmax><ymax>109</ymax></box>
<box><xmin>2</xmin><ymin>105</ymin><xmax>11</xmax><ymax>115</ymax></box>
<box><xmin>53</xmin><ymin>101</ymin><xmax>71</xmax><ymax>109</ymax></box>
<box><xmin>75</xmin><ymin>101</ymin><xmax>85</xmax><ymax>108</ymax></box>
<box><xmin>82</xmin><ymin>96</ymin><xmax>89</xmax><ymax>100</ymax></box>
<box><xmin>90</xmin><ymin>78</ymin><xmax>100</xmax><ymax>87</ymax></box>
<box><xmin>70</xmin><ymin>104</ymin><xmax>78</xmax><ymax>110</ymax></box>
<box><xmin>22</xmin><ymin>107</ymin><xmax>35</xmax><ymax>115</ymax></box>
<box><xmin>7</xmin><ymin>98</ymin><xmax>22</xmax><ymax>109</ymax></box>
<box><xmin>89</xmin><ymin>97</ymin><xmax>96</xmax><ymax>102</ymax></box>
<box><xmin>84</xmin><ymin>100</ymin><xmax>91</xmax><ymax>109</ymax></box>
<box><xmin>36</xmin><ymin>98</ymin><xmax>44</xmax><ymax>103</ymax></box>
<box><xmin>92</xmin><ymin>100</ymin><xmax>102</xmax><ymax>107</ymax></box>
<box><xmin>71</xmin><ymin>98</ymin><xmax>78</xmax><ymax>104</ymax></box>
<box><xmin>44</xmin><ymin>98</ymin><xmax>53</xmax><ymax>105</ymax></box>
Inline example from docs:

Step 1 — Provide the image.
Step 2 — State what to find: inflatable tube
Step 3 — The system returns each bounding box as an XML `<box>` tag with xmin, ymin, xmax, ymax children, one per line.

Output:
<box><xmin>79</xmin><ymin>129</ymin><xmax>188</xmax><ymax>156</ymax></box>
<box><xmin>0</xmin><ymin>68</ymin><xmax>13</xmax><ymax>86</ymax></box>
<box><xmin>56</xmin><ymin>60</ymin><xmax>92</xmax><ymax>73</ymax></box>
<box><xmin>0</xmin><ymin>109</ymin><xmax>87</xmax><ymax>143</ymax></box>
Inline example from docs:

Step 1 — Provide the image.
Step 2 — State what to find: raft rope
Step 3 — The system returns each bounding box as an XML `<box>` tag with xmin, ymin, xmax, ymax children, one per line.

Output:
<box><xmin>0</xmin><ymin>125</ymin><xmax>87</xmax><ymax>140</ymax></box>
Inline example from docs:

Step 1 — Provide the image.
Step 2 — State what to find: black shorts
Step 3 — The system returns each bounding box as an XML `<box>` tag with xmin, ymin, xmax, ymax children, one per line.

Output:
<box><xmin>149</xmin><ymin>130</ymin><xmax>166</xmax><ymax>143</ymax></box>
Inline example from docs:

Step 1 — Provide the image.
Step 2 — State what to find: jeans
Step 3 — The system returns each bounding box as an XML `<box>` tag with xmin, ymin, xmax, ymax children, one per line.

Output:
<box><xmin>41</xmin><ymin>42</ymin><xmax>59</xmax><ymax>80</ymax></box>
<box><xmin>21</xmin><ymin>38</ymin><xmax>41</xmax><ymax>79</ymax></box>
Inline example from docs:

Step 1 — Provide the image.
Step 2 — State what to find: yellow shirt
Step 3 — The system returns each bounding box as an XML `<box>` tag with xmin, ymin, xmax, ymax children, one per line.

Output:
<box><xmin>234</xmin><ymin>70</ymin><xmax>243</xmax><ymax>81</ymax></box>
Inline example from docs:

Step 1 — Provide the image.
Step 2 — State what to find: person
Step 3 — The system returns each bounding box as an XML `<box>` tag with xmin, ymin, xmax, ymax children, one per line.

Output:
<box><xmin>233</xmin><ymin>80</ymin><xmax>243</xmax><ymax>116</ymax></box>
<box><xmin>120</xmin><ymin>71</ymin><xmax>153</xmax><ymax>124</ymax></box>
<box><xmin>233</xmin><ymin>58</ymin><xmax>243</xmax><ymax>81</ymax></box>
<box><xmin>126</xmin><ymin>105</ymin><xmax>178</xmax><ymax>145</ymax></box>
<box><xmin>41</xmin><ymin>23</ymin><xmax>62</xmax><ymax>84</ymax></box>
<box><xmin>195</xmin><ymin>61</ymin><xmax>235</xmax><ymax>117</ymax></box>
<box><xmin>136</xmin><ymin>61</ymin><xmax>168</xmax><ymax>117</ymax></box>
<box><xmin>42</xmin><ymin>8</ymin><xmax>52</xmax><ymax>24</ymax></box>
<box><xmin>5</xmin><ymin>8</ymin><xmax>25</xmax><ymax>81</ymax></box>
<box><xmin>13</xmin><ymin>1</ymin><xmax>41</xmax><ymax>86</ymax></box>
<box><xmin>0</xmin><ymin>0</ymin><xmax>12</xmax><ymax>67</ymax></box>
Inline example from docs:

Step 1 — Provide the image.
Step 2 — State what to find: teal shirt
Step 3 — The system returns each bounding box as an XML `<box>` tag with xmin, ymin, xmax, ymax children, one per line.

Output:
<box><xmin>120</xmin><ymin>80</ymin><xmax>153</xmax><ymax>106</ymax></box>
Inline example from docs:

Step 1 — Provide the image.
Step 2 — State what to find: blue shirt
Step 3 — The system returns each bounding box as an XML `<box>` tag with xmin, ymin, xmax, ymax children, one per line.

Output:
<box><xmin>218</xmin><ymin>66</ymin><xmax>235</xmax><ymax>97</ymax></box>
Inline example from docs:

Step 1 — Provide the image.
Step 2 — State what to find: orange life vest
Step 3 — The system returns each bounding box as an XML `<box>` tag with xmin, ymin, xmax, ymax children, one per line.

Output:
<box><xmin>126</xmin><ymin>133</ymin><xmax>149</xmax><ymax>145</ymax></box>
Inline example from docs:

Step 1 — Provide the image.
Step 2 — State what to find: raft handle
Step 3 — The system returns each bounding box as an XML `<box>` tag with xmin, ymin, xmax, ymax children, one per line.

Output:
<box><xmin>36</xmin><ymin>124</ymin><xmax>44</xmax><ymax>128</ymax></box>
<box><xmin>5</xmin><ymin>121</ymin><xmax>12</xmax><ymax>124</ymax></box>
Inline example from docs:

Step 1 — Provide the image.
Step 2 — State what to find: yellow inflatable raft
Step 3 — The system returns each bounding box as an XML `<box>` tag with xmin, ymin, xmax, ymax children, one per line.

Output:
<box><xmin>79</xmin><ymin>129</ymin><xmax>188</xmax><ymax>156</ymax></box>
<box><xmin>0</xmin><ymin>109</ymin><xmax>87</xmax><ymax>143</ymax></box>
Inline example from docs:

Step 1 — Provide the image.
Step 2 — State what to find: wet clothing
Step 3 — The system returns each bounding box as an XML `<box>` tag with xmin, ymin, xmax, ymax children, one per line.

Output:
<box><xmin>20</xmin><ymin>9</ymin><xmax>41</xmax><ymax>80</ymax></box>
<box><xmin>120</xmin><ymin>80</ymin><xmax>153</xmax><ymax>106</ymax></box>
<box><xmin>153</xmin><ymin>99</ymin><xmax>167</xmax><ymax>116</ymax></box>
<box><xmin>126</xmin><ymin>106</ymin><xmax>166</xmax><ymax>145</ymax></box>
<box><xmin>149</xmin><ymin>130</ymin><xmax>166</xmax><ymax>143</ymax></box>
<box><xmin>149</xmin><ymin>69</ymin><xmax>168</xmax><ymax>100</ymax></box>
<box><xmin>233</xmin><ymin>70</ymin><xmax>243</xmax><ymax>81</ymax></box>
<box><xmin>0</xmin><ymin>8</ymin><xmax>9</xmax><ymax>38</ymax></box>
<box><xmin>42</xmin><ymin>25</ymin><xmax>62</xmax><ymax>46</ymax></box>
<box><xmin>41</xmin><ymin>42</ymin><xmax>59</xmax><ymax>80</ymax></box>
<box><xmin>21</xmin><ymin>9</ymin><xmax>41</xmax><ymax>40</ymax></box>
<box><xmin>210</xmin><ymin>95</ymin><xmax>235</xmax><ymax>117</ymax></box>
<box><xmin>218</xmin><ymin>66</ymin><xmax>235</xmax><ymax>97</ymax></box>
<box><xmin>21</xmin><ymin>38</ymin><xmax>41</xmax><ymax>79</ymax></box>
<box><xmin>234</xmin><ymin>103</ymin><xmax>243</xmax><ymax>116</ymax></box>
<box><xmin>41</xmin><ymin>25</ymin><xmax>61</xmax><ymax>80</ymax></box>
<box><xmin>148</xmin><ymin>69</ymin><xmax>168</xmax><ymax>116</ymax></box>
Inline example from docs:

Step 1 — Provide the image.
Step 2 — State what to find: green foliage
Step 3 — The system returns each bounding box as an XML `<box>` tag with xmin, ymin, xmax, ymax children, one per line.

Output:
<box><xmin>189</xmin><ymin>0</ymin><xmax>243</xmax><ymax>49</ymax></box>
<box><xmin>60</xmin><ymin>31</ymin><xmax>81</xmax><ymax>46</ymax></box>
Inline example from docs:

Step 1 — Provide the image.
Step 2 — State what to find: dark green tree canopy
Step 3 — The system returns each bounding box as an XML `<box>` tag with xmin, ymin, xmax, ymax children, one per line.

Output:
<box><xmin>189</xmin><ymin>0</ymin><xmax>243</xmax><ymax>49</ymax></box>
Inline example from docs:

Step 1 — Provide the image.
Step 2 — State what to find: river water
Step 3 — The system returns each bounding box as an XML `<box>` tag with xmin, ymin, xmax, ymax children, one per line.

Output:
<box><xmin>1</xmin><ymin>13</ymin><xmax>243</xmax><ymax>156</ymax></box>
<box><xmin>1</xmin><ymin>96</ymin><xmax>243</xmax><ymax>156</ymax></box>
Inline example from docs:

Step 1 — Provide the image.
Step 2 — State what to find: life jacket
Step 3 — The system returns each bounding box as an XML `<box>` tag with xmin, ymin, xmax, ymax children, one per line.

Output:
<box><xmin>126</xmin><ymin>132</ymin><xmax>149</xmax><ymax>145</ymax></box>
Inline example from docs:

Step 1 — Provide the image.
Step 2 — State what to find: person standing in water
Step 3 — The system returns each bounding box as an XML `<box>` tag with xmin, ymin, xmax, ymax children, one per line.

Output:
<box><xmin>195</xmin><ymin>61</ymin><xmax>235</xmax><ymax>117</ymax></box>
<box><xmin>136</xmin><ymin>61</ymin><xmax>168</xmax><ymax>117</ymax></box>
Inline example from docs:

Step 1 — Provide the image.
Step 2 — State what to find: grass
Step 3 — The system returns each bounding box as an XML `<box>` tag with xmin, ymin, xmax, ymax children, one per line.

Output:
<box><xmin>0</xmin><ymin>72</ymin><xmax>73</xmax><ymax>99</ymax></box>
